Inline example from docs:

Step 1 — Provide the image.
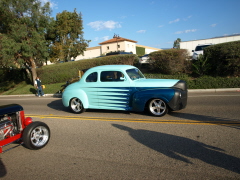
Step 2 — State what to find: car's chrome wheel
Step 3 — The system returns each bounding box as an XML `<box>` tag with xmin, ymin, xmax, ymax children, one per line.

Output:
<box><xmin>23</xmin><ymin>122</ymin><xmax>50</xmax><ymax>150</ymax></box>
<box><xmin>70</xmin><ymin>98</ymin><xmax>85</xmax><ymax>113</ymax></box>
<box><xmin>148</xmin><ymin>98</ymin><xmax>168</xmax><ymax>116</ymax></box>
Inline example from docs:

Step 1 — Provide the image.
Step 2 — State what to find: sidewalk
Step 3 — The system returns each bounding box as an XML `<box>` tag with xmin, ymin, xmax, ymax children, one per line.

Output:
<box><xmin>188</xmin><ymin>88</ymin><xmax>240</xmax><ymax>93</ymax></box>
<box><xmin>0</xmin><ymin>88</ymin><xmax>240</xmax><ymax>97</ymax></box>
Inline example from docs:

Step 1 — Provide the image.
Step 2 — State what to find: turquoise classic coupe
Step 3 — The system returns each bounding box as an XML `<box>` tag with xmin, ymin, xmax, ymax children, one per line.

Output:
<box><xmin>62</xmin><ymin>65</ymin><xmax>187</xmax><ymax>117</ymax></box>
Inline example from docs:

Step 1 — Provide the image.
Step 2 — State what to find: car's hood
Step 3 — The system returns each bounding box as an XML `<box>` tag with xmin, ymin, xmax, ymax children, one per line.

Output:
<box><xmin>133</xmin><ymin>78</ymin><xmax>179</xmax><ymax>88</ymax></box>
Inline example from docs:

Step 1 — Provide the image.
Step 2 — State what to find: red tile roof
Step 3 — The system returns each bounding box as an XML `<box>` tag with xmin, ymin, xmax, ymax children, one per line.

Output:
<box><xmin>99</xmin><ymin>37</ymin><xmax>137</xmax><ymax>45</ymax></box>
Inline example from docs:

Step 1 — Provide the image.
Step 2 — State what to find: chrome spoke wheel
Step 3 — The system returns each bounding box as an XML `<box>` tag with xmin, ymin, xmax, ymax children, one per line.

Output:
<box><xmin>23</xmin><ymin>121</ymin><xmax>50</xmax><ymax>150</ymax></box>
<box><xmin>70</xmin><ymin>98</ymin><xmax>85</xmax><ymax>113</ymax></box>
<box><xmin>30</xmin><ymin>126</ymin><xmax>49</xmax><ymax>147</ymax></box>
<box><xmin>148</xmin><ymin>99</ymin><xmax>168</xmax><ymax>116</ymax></box>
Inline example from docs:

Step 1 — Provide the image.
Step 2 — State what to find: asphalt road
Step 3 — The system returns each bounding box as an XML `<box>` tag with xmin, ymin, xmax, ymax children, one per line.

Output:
<box><xmin>0</xmin><ymin>91</ymin><xmax>240</xmax><ymax>179</ymax></box>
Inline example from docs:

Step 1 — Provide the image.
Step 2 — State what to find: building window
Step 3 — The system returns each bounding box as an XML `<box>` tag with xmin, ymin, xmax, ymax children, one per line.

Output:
<box><xmin>118</xmin><ymin>44</ymin><xmax>120</xmax><ymax>48</ymax></box>
<box><xmin>107</xmin><ymin>46</ymin><xmax>109</xmax><ymax>50</ymax></box>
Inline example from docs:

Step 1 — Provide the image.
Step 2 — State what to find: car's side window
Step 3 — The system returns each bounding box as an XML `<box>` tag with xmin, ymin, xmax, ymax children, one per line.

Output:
<box><xmin>100</xmin><ymin>71</ymin><xmax>125</xmax><ymax>82</ymax></box>
<box><xmin>86</xmin><ymin>72</ymin><xmax>97</xmax><ymax>82</ymax></box>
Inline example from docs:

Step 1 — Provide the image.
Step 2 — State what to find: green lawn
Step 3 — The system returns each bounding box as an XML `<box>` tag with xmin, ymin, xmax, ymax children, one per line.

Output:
<box><xmin>0</xmin><ymin>81</ymin><xmax>64</xmax><ymax>95</ymax></box>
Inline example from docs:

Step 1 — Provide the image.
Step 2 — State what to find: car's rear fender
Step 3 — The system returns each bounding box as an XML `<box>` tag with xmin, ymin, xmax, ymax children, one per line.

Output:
<box><xmin>62</xmin><ymin>89</ymin><xmax>89</xmax><ymax>108</ymax></box>
<box><xmin>132</xmin><ymin>88</ymin><xmax>175</xmax><ymax>112</ymax></box>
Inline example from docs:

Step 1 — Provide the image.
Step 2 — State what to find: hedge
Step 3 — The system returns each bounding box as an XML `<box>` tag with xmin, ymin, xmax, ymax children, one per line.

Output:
<box><xmin>37</xmin><ymin>54</ymin><xmax>138</xmax><ymax>84</ymax></box>
<box><xmin>148</xmin><ymin>49</ymin><xmax>189</xmax><ymax>74</ymax></box>
<box><xmin>144</xmin><ymin>74</ymin><xmax>240</xmax><ymax>89</ymax></box>
<box><xmin>204</xmin><ymin>40</ymin><xmax>240</xmax><ymax>76</ymax></box>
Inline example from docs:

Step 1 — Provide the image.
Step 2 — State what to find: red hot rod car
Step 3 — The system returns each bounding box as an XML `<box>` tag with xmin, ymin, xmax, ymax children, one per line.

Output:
<box><xmin>0</xmin><ymin>104</ymin><xmax>50</xmax><ymax>153</ymax></box>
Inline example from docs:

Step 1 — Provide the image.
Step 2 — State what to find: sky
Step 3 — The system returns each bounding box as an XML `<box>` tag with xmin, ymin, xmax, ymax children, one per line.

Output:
<box><xmin>41</xmin><ymin>0</ymin><xmax>240</xmax><ymax>49</ymax></box>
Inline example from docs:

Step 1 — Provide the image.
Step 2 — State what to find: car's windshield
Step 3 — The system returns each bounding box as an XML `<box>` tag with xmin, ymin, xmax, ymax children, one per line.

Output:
<box><xmin>126</xmin><ymin>68</ymin><xmax>145</xmax><ymax>80</ymax></box>
<box><xmin>195</xmin><ymin>45</ymin><xmax>211</xmax><ymax>51</ymax></box>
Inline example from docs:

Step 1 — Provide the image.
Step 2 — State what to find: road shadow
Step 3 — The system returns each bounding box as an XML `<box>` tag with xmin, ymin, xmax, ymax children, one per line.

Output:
<box><xmin>169</xmin><ymin>111</ymin><xmax>240</xmax><ymax>130</ymax></box>
<box><xmin>85</xmin><ymin>109</ymin><xmax>132</xmax><ymax>115</ymax></box>
<box><xmin>47</xmin><ymin>99</ymin><xmax>132</xmax><ymax>114</ymax></box>
<box><xmin>0</xmin><ymin>159</ymin><xmax>7</xmax><ymax>177</ymax></box>
<box><xmin>112</xmin><ymin>124</ymin><xmax>240</xmax><ymax>174</ymax></box>
<box><xmin>47</xmin><ymin>99</ymin><xmax>69</xmax><ymax>112</ymax></box>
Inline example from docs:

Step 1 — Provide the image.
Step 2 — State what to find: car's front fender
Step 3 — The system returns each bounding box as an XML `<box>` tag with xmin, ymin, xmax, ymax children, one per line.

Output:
<box><xmin>131</xmin><ymin>88</ymin><xmax>175</xmax><ymax>112</ymax></box>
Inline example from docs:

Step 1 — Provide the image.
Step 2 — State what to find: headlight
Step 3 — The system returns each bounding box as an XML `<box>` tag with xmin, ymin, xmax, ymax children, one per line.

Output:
<box><xmin>24</xmin><ymin>117</ymin><xmax>33</xmax><ymax>126</ymax></box>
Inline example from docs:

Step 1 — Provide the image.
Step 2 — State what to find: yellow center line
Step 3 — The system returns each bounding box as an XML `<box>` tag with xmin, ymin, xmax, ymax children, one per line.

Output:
<box><xmin>26</xmin><ymin>114</ymin><xmax>240</xmax><ymax>126</ymax></box>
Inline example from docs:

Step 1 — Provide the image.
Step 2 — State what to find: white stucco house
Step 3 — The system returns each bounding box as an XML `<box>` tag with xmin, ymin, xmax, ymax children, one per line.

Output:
<box><xmin>74</xmin><ymin>46</ymin><xmax>102</xmax><ymax>60</ymax></box>
<box><xmin>75</xmin><ymin>36</ymin><xmax>161</xmax><ymax>60</ymax></box>
<box><xmin>136</xmin><ymin>44</ymin><xmax>163</xmax><ymax>54</ymax></box>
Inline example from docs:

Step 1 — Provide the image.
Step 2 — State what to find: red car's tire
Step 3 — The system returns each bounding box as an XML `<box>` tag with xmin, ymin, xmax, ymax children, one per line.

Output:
<box><xmin>22</xmin><ymin>121</ymin><xmax>50</xmax><ymax>150</ymax></box>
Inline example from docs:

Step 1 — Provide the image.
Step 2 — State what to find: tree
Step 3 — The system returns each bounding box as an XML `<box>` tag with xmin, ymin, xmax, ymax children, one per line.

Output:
<box><xmin>136</xmin><ymin>46</ymin><xmax>145</xmax><ymax>57</ymax></box>
<box><xmin>49</xmin><ymin>9</ymin><xmax>90</xmax><ymax>62</ymax></box>
<box><xmin>0</xmin><ymin>0</ymin><xmax>52</xmax><ymax>84</ymax></box>
<box><xmin>173</xmin><ymin>38</ymin><xmax>181</xmax><ymax>49</ymax></box>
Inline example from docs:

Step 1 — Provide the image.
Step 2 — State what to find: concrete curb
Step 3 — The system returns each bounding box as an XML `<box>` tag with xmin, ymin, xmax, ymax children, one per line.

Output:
<box><xmin>0</xmin><ymin>88</ymin><xmax>240</xmax><ymax>97</ymax></box>
<box><xmin>188</xmin><ymin>88</ymin><xmax>240</xmax><ymax>93</ymax></box>
<box><xmin>0</xmin><ymin>94</ymin><xmax>62</xmax><ymax>98</ymax></box>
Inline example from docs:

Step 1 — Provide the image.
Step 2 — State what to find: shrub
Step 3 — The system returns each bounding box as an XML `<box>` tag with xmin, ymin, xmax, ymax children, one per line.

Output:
<box><xmin>144</xmin><ymin>74</ymin><xmax>240</xmax><ymax>89</ymax></box>
<box><xmin>192</xmin><ymin>54</ymin><xmax>211</xmax><ymax>77</ymax></box>
<box><xmin>190</xmin><ymin>76</ymin><xmax>240</xmax><ymax>89</ymax></box>
<box><xmin>204</xmin><ymin>41</ymin><xmax>240</xmax><ymax>77</ymax></box>
<box><xmin>149</xmin><ymin>49</ymin><xmax>189</xmax><ymax>75</ymax></box>
<box><xmin>0</xmin><ymin>68</ymin><xmax>29</xmax><ymax>83</ymax></box>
